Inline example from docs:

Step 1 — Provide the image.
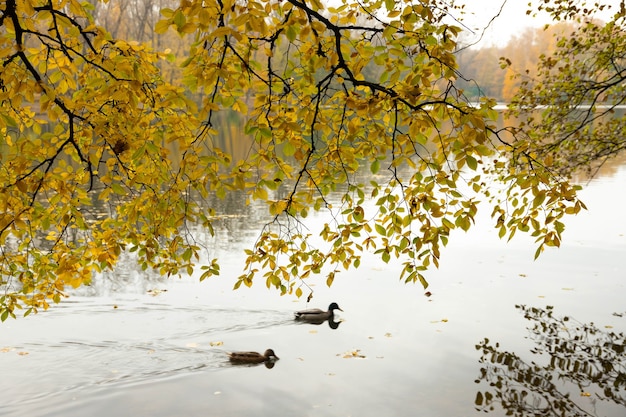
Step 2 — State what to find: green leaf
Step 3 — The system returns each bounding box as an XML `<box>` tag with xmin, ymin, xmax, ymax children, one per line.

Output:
<box><xmin>111</xmin><ymin>183</ymin><xmax>125</xmax><ymax>195</ymax></box>
<box><xmin>466</xmin><ymin>155</ymin><xmax>477</xmax><ymax>170</ymax></box>
<box><xmin>286</xmin><ymin>24</ymin><xmax>297</xmax><ymax>42</ymax></box>
<box><xmin>283</xmin><ymin>141</ymin><xmax>296</xmax><ymax>157</ymax></box>
<box><xmin>173</xmin><ymin>10</ymin><xmax>186</xmax><ymax>28</ymax></box>
<box><xmin>371</xmin><ymin>159</ymin><xmax>380</xmax><ymax>174</ymax></box>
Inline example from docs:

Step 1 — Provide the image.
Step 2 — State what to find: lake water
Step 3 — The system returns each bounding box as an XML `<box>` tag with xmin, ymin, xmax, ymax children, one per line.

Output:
<box><xmin>1</xmin><ymin>161</ymin><xmax>625</xmax><ymax>416</ymax></box>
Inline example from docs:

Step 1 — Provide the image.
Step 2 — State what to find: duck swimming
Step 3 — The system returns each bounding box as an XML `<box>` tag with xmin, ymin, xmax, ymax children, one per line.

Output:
<box><xmin>228</xmin><ymin>349</ymin><xmax>280</xmax><ymax>364</ymax></box>
<box><xmin>295</xmin><ymin>302</ymin><xmax>343</xmax><ymax>323</ymax></box>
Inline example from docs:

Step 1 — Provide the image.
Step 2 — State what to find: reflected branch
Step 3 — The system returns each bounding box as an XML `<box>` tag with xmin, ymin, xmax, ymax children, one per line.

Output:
<box><xmin>474</xmin><ymin>305</ymin><xmax>626</xmax><ymax>417</ymax></box>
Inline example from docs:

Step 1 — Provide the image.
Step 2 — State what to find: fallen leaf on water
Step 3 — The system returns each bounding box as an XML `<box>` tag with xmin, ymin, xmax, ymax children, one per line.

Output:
<box><xmin>519</xmin><ymin>274</ymin><xmax>527</xmax><ymax>278</ymax></box>
<box><xmin>580</xmin><ymin>392</ymin><xmax>591</xmax><ymax>397</ymax></box>
<box><xmin>309</xmin><ymin>330</ymin><xmax>317</xmax><ymax>334</ymax></box>
<box><xmin>605</xmin><ymin>325</ymin><xmax>614</xmax><ymax>329</ymax></box>
<box><xmin>147</xmin><ymin>289</ymin><xmax>168</xmax><ymax>296</ymax></box>
<box><xmin>17</xmin><ymin>351</ymin><xmax>29</xmax><ymax>356</ymax></box>
<box><xmin>562</xmin><ymin>287</ymin><xmax>575</xmax><ymax>291</ymax></box>
<box><xmin>441</xmin><ymin>318</ymin><xmax>448</xmax><ymax>323</ymax></box>
<box><xmin>341</xmin><ymin>349</ymin><xmax>366</xmax><ymax>359</ymax></box>
<box><xmin>1</xmin><ymin>347</ymin><xmax>13</xmax><ymax>353</ymax></box>
<box><xmin>384</xmin><ymin>333</ymin><xmax>392</xmax><ymax>337</ymax></box>
<box><xmin>424</xmin><ymin>291</ymin><xmax>432</xmax><ymax>297</ymax></box>
<box><xmin>210</xmin><ymin>341</ymin><xmax>223</xmax><ymax>347</ymax></box>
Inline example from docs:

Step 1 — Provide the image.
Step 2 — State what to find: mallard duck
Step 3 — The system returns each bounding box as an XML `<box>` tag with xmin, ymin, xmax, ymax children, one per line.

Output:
<box><xmin>295</xmin><ymin>302</ymin><xmax>343</xmax><ymax>323</ymax></box>
<box><xmin>227</xmin><ymin>349</ymin><xmax>279</xmax><ymax>364</ymax></box>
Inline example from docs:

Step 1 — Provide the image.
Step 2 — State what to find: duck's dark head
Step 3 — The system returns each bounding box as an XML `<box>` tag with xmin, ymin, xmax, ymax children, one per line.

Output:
<box><xmin>264</xmin><ymin>349</ymin><xmax>279</xmax><ymax>360</ymax></box>
<box><xmin>328</xmin><ymin>302</ymin><xmax>343</xmax><ymax>312</ymax></box>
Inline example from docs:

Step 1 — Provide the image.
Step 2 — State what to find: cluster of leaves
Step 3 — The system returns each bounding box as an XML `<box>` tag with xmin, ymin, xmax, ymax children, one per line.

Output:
<box><xmin>475</xmin><ymin>305</ymin><xmax>626</xmax><ymax>416</ymax></box>
<box><xmin>0</xmin><ymin>0</ymin><xmax>221</xmax><ymax>319</ymax></box>
<box><xmin>1</xmin><ymin>0</ymin><xmax>587</xmax><ymax>319</ymax></box>
<box><xmin>156</xmin><ymin>0</ymin><xmax>585</xmax><ymax>294</ymax></box>
<box><xmin>507</xmin><ymin>0</ymin><xmax>626</xmax><ymax>177</ymax></box>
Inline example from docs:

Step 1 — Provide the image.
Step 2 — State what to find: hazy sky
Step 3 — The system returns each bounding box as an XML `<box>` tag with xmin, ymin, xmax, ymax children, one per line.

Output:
<box><xmin>455</xmin><ymin>0</ymin><xmax>622</xmax><ymax>47</ymax></box>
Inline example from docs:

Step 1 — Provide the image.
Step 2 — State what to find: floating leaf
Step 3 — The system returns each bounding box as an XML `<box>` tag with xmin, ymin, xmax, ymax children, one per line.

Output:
<box><xmin>341</xmin><ymin>349</ymin><xmax>366</xmax><ymax>359</ymax></box>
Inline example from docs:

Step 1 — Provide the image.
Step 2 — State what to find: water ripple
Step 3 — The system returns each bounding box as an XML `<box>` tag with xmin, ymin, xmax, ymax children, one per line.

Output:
<box><xmin>0</xmin><ymin>304</ymin><xmax>296</xmax><ymax>416</ymax></box>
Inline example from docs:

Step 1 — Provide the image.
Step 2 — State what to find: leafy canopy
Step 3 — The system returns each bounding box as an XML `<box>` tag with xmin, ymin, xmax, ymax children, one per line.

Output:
<box><xmin>508</xmin><ymin>0</ymin><xmax>626</xmax><ymax>177</ymax></box>
<box><xmin>0</xmin><ymin>0</ymin><xmax>589</xmax><ymax>320</ymax></box>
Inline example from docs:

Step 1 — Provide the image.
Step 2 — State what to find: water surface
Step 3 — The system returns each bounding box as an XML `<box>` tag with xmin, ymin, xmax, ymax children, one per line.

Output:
<box><xmin>1</xmin><ymin>164</ymin><xmax>625</xmax><ymax>416</ymax></box>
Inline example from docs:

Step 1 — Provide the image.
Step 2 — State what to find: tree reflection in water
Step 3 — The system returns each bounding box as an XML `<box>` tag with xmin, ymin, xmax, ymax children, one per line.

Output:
<box><xmin>474</xmin><ymin>305</ymin><xmax>626</xmax><ymax>416</ymax></box>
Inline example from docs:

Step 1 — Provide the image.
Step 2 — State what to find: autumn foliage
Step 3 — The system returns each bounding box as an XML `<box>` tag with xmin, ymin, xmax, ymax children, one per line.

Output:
<box><xmin>1</xmin><ymin>0</ymin><xmax>611</xmax><ymax>319</ymax></box>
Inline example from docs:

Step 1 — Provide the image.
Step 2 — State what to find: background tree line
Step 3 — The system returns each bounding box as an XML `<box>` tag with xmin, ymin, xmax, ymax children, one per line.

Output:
<box><xmin>458</xmin><ymin>22</ymin><xmax>582</xmax><ymax>102</ymax></box>
<box><xmin>80</xmin><ymin>0</ymin><xmax>593</xmax><ymax>105</ymax></box>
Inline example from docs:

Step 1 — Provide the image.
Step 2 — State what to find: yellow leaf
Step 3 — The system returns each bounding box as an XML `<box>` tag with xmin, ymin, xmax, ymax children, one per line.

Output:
<box><xmin>232</xmin><ymin>99</ymin><xmax>248</xmax><ymax>114</ymax></box>
<box><xmin>253</xmin><ymin>187</ymin><xmax>268</xmax><ymax>201</ymax></box>
<box><xmin>176</xmin><ymin>22</ymin><xmax>195</xmax><ymax>33</ymax></box>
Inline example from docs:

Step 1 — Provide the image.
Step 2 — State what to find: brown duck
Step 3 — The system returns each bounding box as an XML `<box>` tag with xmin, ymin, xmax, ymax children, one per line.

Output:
<box><xmin>227</xmin><ymin>349</ymin><xmax>279</xmax><ymax>364</ymax></box>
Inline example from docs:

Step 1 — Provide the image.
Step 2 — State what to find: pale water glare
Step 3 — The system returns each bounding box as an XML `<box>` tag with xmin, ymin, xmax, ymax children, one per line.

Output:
<box><xmin>1</xmin><ymin>162</ymin><xmax>625</xmax><ymax>416</ymax></box>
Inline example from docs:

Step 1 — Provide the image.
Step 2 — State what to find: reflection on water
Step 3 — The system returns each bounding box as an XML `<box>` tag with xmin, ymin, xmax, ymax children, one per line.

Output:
<box><xmin>474</xmin><ymin>305</ymin><xmax>626</xmax><ymax>417</ymax></box>
<box><xmin>295</xmin><ymin>316</ymin><xmax>343</xmax><ymax>329</ymax></box>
